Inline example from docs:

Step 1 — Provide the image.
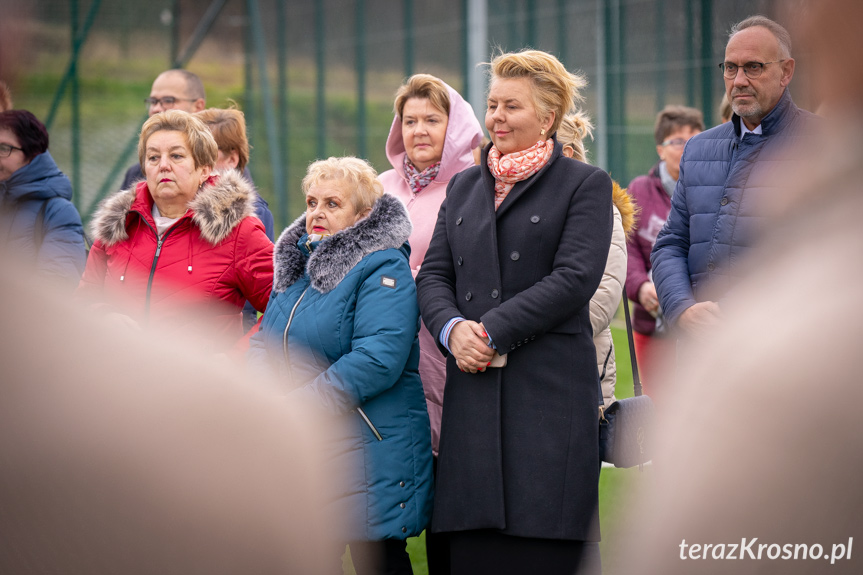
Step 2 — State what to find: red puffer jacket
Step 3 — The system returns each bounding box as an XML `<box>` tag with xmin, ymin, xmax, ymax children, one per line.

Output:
<box><xmin>77</xmin><ymin>171</ymin><xmax>274</xmax><ymax>350</ymax></box>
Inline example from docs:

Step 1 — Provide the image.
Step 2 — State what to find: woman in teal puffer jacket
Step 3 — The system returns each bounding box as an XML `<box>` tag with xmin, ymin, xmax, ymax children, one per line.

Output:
<box><xmin>248</xmin><ymin>156</ymin><xmax>432</xmax><ymax>575</ymax></box>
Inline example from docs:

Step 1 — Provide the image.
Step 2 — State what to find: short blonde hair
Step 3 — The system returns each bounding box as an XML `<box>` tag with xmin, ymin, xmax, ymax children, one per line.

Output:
<box><xmin>556</xmin><ymin>110</ymin><xmax>594</xmax><ymax>163</ymax></box>
<box><xmin>488</xmin><ymin>50</ymin><xmax>587</xmax><ymax>136</ymax></box>
<box><xmin>139</xmin><ymin>109</ymin><xmax>218</xmax><ymax>170</ymax></box>
<box><xmin>302</xmin><ymin>156</ymin><xmax>383</xmax><ymax>214</ymax></box>
<box><xmin>195</xmin><ymin>107</ymin><xmax>250</xmax><ymax>171</ymax></box>
<box><xmin>393</xmin><ymin>74</ymin><xmax>451</xmax><ymax>120</ymax></box>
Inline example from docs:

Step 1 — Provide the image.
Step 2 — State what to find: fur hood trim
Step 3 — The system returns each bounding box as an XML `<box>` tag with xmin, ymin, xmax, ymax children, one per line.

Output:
<box><xmin>273</xmin><ymin>193</ymin><xmax>412</xmax><ymax>294</ymax></box>
<box><xmin>611</xmin><ymin>180</ymin><xmax>638</xmax><ymax>238</ymax></box>
<box><xmin>90</xmin><ymin>170</ymin><xmax>257</xmax><ymax>246</ymax></box>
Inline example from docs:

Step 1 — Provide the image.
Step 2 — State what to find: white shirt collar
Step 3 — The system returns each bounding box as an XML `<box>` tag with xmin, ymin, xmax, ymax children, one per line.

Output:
<box><xmin>740</xmin><ymin>121</ymin><xmax>763</xmax><ymax>139</ymax></box>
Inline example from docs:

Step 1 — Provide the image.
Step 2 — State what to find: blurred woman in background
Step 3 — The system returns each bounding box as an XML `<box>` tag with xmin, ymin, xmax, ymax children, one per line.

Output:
<box><xmin>379</xmin><ymin>73</ymin><xmax>482</xmax><ymax>573</ymax></box>
<box><xmin>196</xmin><ymin>106</ymin><xmax>275</xmax><ymax>333</ymax></box>
<box><xmin>0</xmin><ymin>110</ymin><xmax>86</xmax><ymax>289</ymax></box>
<box><xmin>557</xmin><ymin>111</ymin><xmax>636</xmax><ymax>409</ymax></box>
<box><xmin>625</xmin><ymin>105</ymin><xmax>703</xmax><ymax>394</ymax></box>
<box><xmin>77</xmin><ymin>110</ymin><xmax>273</xmax><ymax>351</ymax></box>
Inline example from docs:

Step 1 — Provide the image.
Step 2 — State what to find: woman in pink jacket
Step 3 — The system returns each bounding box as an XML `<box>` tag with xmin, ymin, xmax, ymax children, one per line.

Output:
<box><xmin>379</xmin><ymin>74</ymin><xmax>482</xmax><ymax>573</ymax></box>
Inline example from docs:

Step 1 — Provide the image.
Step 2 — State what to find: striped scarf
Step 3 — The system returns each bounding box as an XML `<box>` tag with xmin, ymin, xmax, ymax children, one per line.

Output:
<box><xmin>487</xmin><ymin>139</ymin><xmax>554</xmax><ymax>210</ymax></box>
<box><xmin>403</xmin><ymin>155</ymin><xmax>441</xmax><ymax>195</ymax></box>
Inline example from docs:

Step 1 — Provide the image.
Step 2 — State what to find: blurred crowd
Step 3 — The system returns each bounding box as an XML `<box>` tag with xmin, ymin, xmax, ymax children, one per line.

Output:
<box><xmin>1</xmin><ymin>1</ymin><xmax>859</xmax><ymax>573</ymax></box>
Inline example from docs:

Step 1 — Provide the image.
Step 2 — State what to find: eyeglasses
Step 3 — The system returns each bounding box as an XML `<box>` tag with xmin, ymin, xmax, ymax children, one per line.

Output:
<box><xmin>144</xmin><ymin>96</ymin><xmax>197</xmax><ymax>108</ymax></box>
<box><xmin>719</xmin><ymin>60</ymin><xmax>785</xmax><ymax>79</ymax></box>
<box><xmin>660</xmin><ymin>138</ymin><xmax>687</xmax><ymax>148</ymax></box>
<box><xmin>0</xmin><ymin>143</ymin><xmax>24</xmax><ymax>158</ymax></box>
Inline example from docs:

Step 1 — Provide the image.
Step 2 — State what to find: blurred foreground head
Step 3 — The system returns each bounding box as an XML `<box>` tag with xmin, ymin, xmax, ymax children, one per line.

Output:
<box><xmin>612</xmin><ymin>2</ymin><xmax>863</xmax><ymax>573</ymax></box>
<box><xmin>0</xmin><ymin>254</ymin><xmax>335</xmax><ymax>574</ymax></box>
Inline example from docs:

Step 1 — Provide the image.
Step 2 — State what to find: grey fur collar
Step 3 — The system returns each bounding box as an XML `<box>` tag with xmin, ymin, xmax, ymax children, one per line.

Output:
<box><xmin>89</xmin><ymin>169</ymin><xmax>257</xmax><ymax>246</ymax></box>
<box><xmin>273</xmin><ymin>193</ymin><xmax>412</xmax><ymax>294</ymax></box>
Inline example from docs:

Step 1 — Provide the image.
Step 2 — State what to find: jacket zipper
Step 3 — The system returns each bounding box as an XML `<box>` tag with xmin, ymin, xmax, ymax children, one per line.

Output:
<box><xmin>143</xmin><ymin>221</ymin><xmax>177</xmax><ymax>317</ymax></box>
<box><xmin>281</xmin><ymin>285</ymin><xmax>383</xmax><ymax>441</ymax></box>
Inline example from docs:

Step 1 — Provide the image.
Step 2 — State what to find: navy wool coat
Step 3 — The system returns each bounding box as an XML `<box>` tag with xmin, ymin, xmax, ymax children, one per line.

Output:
<box><xmin>416</xmin><ymin>139</ymin><xmax>613</xmax><ymax>541</ymax></box>
<box><xmin>247</xmin><ymin>194</ymin><xmax>433</xmax><ymax>543</ymax></box>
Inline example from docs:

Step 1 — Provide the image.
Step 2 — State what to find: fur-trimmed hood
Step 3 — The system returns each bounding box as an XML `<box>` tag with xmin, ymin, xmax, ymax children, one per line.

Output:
<box><xmin>274</xmin><ymin>193</ymin><xmax>412</xmax><ymax>294</ymax></box>
<box><xmin>90</xmin><ymin>169</ymin><xmax>257</xmax><ymax>246</ymax></box>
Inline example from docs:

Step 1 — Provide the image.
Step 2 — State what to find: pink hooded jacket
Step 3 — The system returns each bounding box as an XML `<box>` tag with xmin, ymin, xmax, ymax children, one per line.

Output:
<box><xmin>379</xmin><ymin>81</ymin><xmax>483</xmax><ymax>455</ymax></box>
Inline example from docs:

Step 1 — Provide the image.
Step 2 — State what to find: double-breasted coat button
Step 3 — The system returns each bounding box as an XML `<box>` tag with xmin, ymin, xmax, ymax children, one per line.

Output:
<box><xmin>530</xmin><ymin>215</ymin><xmax>540</xmax><ymax>223</ymax></box>
<box><xmin>491</xmin><ymin>289</ymin><xmax>499</xmax><ymax>298</ymax></box>
<box><xmin>720</xmin><ymin>197</ymin><xmax>729</xmax><ymax>206</ymax></box>
<box><xmin>399</xmin><ymin>481</ymin><xmax>405</xmax><ymax>487</ymax></box>
<box><xmin>456</xmin><ymin>217</ymin><xmax>463</xmax><ymax>225</ymax></box>
<box><xmin>402</xmin><ymin>527</ymin><xmax>407</xmax><ymax>533</ymax></box>
<box><xmin>400</xmin><ymin>503</ymin><xmax>406</xmax><ymax>509</ymax></box>
<box><xmin>510</xmin><ymin>251</ymin><xmax>520</xmax><ymax>261</ymax></box>
<box><xmin>465</xmin><ymin>292</ymin><xmax>472</xmax><ymax>301</ymax></box>
<box><xmin>457</xmin><ymin>256</ymin><xmax>463</xmax><ymax>266</ymax></box>
<box><xmin>707</xmin><ymin>262</ymin><xmax>715</xmax><ymax>271</ymax></box>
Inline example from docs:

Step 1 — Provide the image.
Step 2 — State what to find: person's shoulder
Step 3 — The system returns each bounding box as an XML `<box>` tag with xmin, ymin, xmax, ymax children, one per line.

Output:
<box><xmin>43</xmin><ymin>195</ymin><xmax>82</xmax><ymax>222</ymax></box>
<box><xmin>551</xmin><ymin>157</ymin><xmax>611</xmax><ymax>190</ymax></box>
<box><xmin>681</xmin><ymin>122</ymin><xmax>736</xmax><ymax>163</ymax></box>
<box><xmin>788</xmin><ymin>106</ymin><xmax>823</xmax><ymax>136</ymax></box>
<box><xmin>627</xmin><ymin>172</ymin><xmax>660</xmax><ymax>196</ymax></box>
<box><xmin>693</xmin><ymin>121</ymin><xmax>736</xmax><ymax>143</ymax></box>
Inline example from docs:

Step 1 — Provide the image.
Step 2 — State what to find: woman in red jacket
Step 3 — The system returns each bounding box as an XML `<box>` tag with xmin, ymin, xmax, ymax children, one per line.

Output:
<box><xmin>77</xmin><ymin>110</ymin><xmax>273</xmax><ymax>351</ymax></box>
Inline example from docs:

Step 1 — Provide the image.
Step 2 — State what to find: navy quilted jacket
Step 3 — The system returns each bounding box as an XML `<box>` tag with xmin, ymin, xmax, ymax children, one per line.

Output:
<box><xmin>651</xmin><ymin>90</ymin><xmax>819</xmax><ymax>326</ymax></box>
<box><xmin>0</xmin><ymin>151</ymin><xmax>86</xmax><ymax>289</ymax></box>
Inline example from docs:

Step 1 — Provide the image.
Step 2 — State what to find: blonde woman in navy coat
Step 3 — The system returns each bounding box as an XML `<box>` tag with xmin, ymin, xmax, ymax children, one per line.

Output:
<box><xmin>416</xmin><ymin>50</ymin><xmax>612</xmax><ymax>574</ymax></box>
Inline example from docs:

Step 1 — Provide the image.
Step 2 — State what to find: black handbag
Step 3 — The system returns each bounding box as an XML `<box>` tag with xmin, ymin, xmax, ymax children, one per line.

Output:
<box><xmin>598</xmin><ymin>298</ymin><xmax>655</xmax><ymax>469</ymax></box>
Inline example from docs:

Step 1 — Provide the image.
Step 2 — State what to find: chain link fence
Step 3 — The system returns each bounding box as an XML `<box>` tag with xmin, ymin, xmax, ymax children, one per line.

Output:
<box><xmin>1</xmin><ymin>0</ymin><xmax>814</xmax><ymax>230</ymax></box>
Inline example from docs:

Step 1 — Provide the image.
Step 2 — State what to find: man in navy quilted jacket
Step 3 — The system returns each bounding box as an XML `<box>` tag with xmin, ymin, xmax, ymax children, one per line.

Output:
<box><xmin>651</xmin><ymin>15</ymin><xmax>819</xmax><ymax>340</ymax></box>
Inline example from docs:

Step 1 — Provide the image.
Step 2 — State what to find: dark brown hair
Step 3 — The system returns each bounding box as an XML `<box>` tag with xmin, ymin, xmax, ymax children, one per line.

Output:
<box><xmin>0</xmin><ymin>110</ymin><xmax>49</xmax><ymax>161</ymax></box>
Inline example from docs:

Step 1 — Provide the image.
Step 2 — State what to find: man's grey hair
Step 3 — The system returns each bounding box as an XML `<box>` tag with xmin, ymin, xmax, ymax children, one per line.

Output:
<box><xmin>729</xmin><ymin>15</ymin><xmax>792</xmax><ymax>59</ymax></box>
<box><xmin>161</xmin><ymin>68</ymin><xmax>206</xmax><ymax>101</ymax></box>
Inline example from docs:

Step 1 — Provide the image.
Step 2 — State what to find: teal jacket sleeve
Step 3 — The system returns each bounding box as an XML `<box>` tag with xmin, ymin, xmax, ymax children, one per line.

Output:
<box><xmin>290</xmin><ymin>251</ymin><xmax>419</xmax><ymax>415</ymax></box>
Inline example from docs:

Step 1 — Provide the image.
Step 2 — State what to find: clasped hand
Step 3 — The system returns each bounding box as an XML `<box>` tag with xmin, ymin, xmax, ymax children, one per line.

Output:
<box><xmin>450</xmin><ymin>320</ymin><xmax>494</xmax><ymax>374</ymax></box>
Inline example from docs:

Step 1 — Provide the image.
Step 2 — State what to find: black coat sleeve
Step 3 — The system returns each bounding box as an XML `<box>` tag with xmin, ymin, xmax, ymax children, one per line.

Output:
<box><xmin>415</xmin><ymin>178</ymin><xmax>461</xmax><ymax>357</ymax></box>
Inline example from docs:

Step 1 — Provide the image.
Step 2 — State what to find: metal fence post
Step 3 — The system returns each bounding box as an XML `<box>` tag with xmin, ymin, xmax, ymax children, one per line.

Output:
<box><xmin>507</xmin><ymin>0</ymin><xmax>518</xmax><ymax>50</ymax></box>
<box><xmin>700</xmin><ymin>0</ymin><xmax>714</xmax><ymax>125</ymax></box>
<box><xmin>171</xmin><ymin>0</ymin><xmax>180</xmax><ymax>67</ymax></box>
<box><xmin>557</xmin><ymin>0</ymin><xmax>567</xmax><ymax>64</ymax></box>
<box><xmin>595</xmin><ymin>0</ymin><xmax>608</xmax><ymax>171</ymax></box>
<box><xmin>656</xmin><ymin>0</ymin><xmax>666</xmax><ymax>112</ymax></box>
<box><xmin>404</xmin><ymin>0</ymin><xmax>414</xmax><ymax>78</ymax></box>
<box><xmin>356</xmin><ymin>0</ymin><xmax>367</xmax><ymax>160</ymax></box>
<box><xmin>686</xmin><ymin>0</ymin><xmax>696</xmax><ymax>107</ymax></box>
<box><xmin>277</xmin><ymin>0</ymin><xmax>289</xmax><ymax>228</ymax></box>
<box><xmin>71</xmin><ymin>0</ymin><xmax>81</xmax><ymax>211</ymax></box>
<box><xmin>316</xmin><ymin>1</ymin><xmax>326</xmax><ymax>159</ymax></box>
<box><xmin>466</xmin><ymin>0</ymin><xmax>488</xmax><ymax>122</ymax></box>
<box><xmin>247</xmin><ymin>0</ymin><xmax>284</xmax><ymax>229</ymax></box>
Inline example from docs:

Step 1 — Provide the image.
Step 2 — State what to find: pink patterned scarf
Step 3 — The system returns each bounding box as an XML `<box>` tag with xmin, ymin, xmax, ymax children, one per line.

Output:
<box><xmin>487</xmin><ymin>139</ymin><xmax>554</xmax><ymax>210</ymax></box>
<box><xmin>404</xmin><ymin>155</ymin><xmax>441</xmax><ymax>195</ymax></box>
